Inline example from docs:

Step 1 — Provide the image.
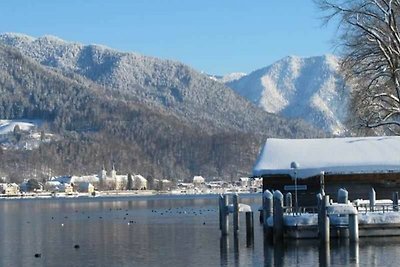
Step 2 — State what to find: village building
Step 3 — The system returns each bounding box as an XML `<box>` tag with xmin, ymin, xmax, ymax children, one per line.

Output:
<box><xmin>132</xmin><ymin>174</ymin><xmax>147</xmax><ymax>190</ymax></box>
<box><xmin>45</xmin><ymin>179</ymin><xmax>75</xmax><ymax>194</ymax></box>
<box><xmin>193</xmin><ymin>176</ymin><xmax>205</xmax><ymax>186</ymax></box>
<box><xmin>253</xmin><ymin>136</ymin><xmax>400</xmax><ymax>206</ymax></box>
<box><xmin>153</xmin><ymin>179</ymin><xmax>172</xmax><ymax>191</ymax></box>
<box><xmin>78</xmin><ymin>182</ymin><xmax>95</xmax><ymax>194</ymax></box>
<box><xmin>239</xmin><ymin>177</ymin><xmax>250</xmax><ymax>187</ymax></box>
<box><xmin>0</xmin><ymin>183</ymin><xmax>20</xmax><ymax>195</ymax></box>
<box><xmin>98</xmin><ymin>165</ymin><xmax>130</xmax><ymax>190</ymax></box>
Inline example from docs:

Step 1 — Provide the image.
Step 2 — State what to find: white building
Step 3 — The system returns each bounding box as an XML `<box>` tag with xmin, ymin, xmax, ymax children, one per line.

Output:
<box><xmin>239</xmin><ymin>177</ymin><xmax>250</xmax><ymax>187</ymax></box>
<box><xmin>0</xmin><ymin>183</ymin><xmax>19</xmax><ymax>195</ymax></box>
<box><xmin>193</xmin><ymin>176</ymin><xmax>205</xmax><ymax>185</ymax></box>
<box><xmin>78</xmin><ymin>182</ymin><xmax>95</xmax><ymax>194</ymax></box>
<box><xmin>132</xmin><ymin>175</ymin><xmax>147</xmax><ymax>190</ymax></box>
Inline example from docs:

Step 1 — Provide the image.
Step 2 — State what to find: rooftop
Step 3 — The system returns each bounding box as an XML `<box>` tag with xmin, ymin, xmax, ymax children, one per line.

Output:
<box><xmin>252</xmin><ymin>136</ymin><xmax>400</xmax><ymax>179</ymax></box>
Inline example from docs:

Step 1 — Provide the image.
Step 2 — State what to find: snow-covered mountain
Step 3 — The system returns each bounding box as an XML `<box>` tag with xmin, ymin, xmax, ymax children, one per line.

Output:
<box><xmin>208</xmin><ymin>72</ymin><xmax>246</xmax><ymax>83</ymax></box>
<box><xmin>0</xmin><ymin>33</ymin><xmax>321</xmax><ymax>137</ymax></box>
<box><xmin>227</xmin><ymin>55</ymin><xmax>349</xmax><ymax>135</ymax></box>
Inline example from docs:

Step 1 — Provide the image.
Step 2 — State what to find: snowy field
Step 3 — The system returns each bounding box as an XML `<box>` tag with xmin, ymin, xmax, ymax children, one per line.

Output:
<box><xmin>0</xmin><ymin>119</ymin><xmax>41</xmax><ymax>135</ymax></box>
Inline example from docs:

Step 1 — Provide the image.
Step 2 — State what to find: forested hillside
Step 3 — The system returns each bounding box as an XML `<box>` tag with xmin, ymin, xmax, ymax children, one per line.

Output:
<box><xmin>0</xmin><ymin>41</ymin><xmax>322</xmax><ymax>182</ymax></box>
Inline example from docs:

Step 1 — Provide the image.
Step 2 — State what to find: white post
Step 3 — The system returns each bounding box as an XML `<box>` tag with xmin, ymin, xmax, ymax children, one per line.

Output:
<box><xmin>369</xmin><ymin>188</ymin><xmax>376</xmax><ymax>212</ymax></box>
<box><xmin>291</xmin><ymin>161</ymin><xmax>300</xmax><ymax>215</ymax></box>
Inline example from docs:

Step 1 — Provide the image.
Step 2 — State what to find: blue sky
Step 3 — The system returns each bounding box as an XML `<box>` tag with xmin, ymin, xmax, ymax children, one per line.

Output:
<box><xmin>0</xmin><ymin>0</ymin><xmax>337</xmax><ymax>75</ymax></box>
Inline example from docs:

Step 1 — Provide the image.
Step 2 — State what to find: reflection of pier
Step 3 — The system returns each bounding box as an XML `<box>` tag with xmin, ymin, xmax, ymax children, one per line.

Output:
<box><xmin>262</xmin><ymin>239</ymin><xmax>359</xmax><ymax>267</ymax></box>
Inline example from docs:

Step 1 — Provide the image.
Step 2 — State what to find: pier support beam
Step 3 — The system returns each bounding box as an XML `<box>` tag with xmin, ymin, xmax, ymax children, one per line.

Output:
<box><xmin>349</xmin><ymin>213</ymin><xmax>359</xmax><ymax>242</ymax></box>
<box><xmin>273</xmin><ymin>190</ymin><xmax>284</xmax><ymax>243</ymax></box>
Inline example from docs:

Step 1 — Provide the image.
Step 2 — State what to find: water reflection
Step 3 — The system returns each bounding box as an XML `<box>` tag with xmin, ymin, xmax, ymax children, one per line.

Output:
<box><xmin>219</xmin><ymin>235</ymin><xmax>241</xmax><ymax>267</ymax></box>
<box><xmin>261</xmin><ymin>237</ymin><xmax>361</xmax><ymax>267</ymax></box>
<box><xmin>2</xmin><ymin>196</ymin><xmax>400</xmax><ymax>267</ymax></box>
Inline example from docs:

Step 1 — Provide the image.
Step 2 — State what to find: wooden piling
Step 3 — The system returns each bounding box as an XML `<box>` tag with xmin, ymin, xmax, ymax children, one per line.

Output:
<box><xmin>219</xmin><ymin>194</ymin><xmax>224</xmax><ymax>230</ymax></box>
<box><xmin>273</xmin><ymin>190</ymin><xmax>284</xmax><ymax>243</ymax></box>
<box><xmin>221</xmin><ymin>194</ymin><xmax>229</xmax><ymax>235</ymax></box>
<box><xmin>393</xmin><ymin>192</ymin><xmax>399</xmax><ymax>212</ymax></box>
<box><xmin>246</xmin><ymin>211</ymin><xmax>254</xmax><ymax>247</ymax></box>
<box><xmin>349</xmin><ymin>213</ymin><xmax>359</xmax><ymax>242</ymax></box>
<box><xmin>233</xmin><ymin>194</ymin><xmax>239</xmax><ymax>234</ymax></box>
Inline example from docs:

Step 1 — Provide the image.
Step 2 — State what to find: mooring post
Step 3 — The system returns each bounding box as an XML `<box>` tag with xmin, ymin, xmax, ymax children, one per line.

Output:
<box><xmin>369</xmin><ymin>188</ymin><xmax>376</xmax><ymax>212</ymax></box>
<box><xmin>348</xmin><ymin>213</ymin><xmax>359</xmax><ymax>242</ymax></box>
<box><xmin>320</xmin><ymin>195</ymin><xmax>330</xmax><ymax>243</ymax></box>
<box><xmin>338</xmin><ymin>188</ymin><xmax>348</xmax><ymax>204</ymax></box>
<box><xmin>219</xmin><ymin>194</ymin><xmax>224</xmax><ymax>230</ymax></box>
<box><xmin>273</xmin><ymin>190</ymin><xmax>284</xmax><ymax>243</ymax></box>
<box><xmin>393</xmin><ymin>192</ymin><xmax>399</xmax><ymax>212</ymax></box>
<box><xmin>263</xmin><ymin>190</ymin><xmax>273</xmax><ymax>229</ymax></box>
<box><xmin>245</xmin><ymin>211</ymin><xmax>254</xmax><ymax>247</ymax></box>
<box><xmin>285</xmin><ymin>192</ymin><xmax>292</xmax><ymax>214</ymax></box>
<box><xmin>233</xmin><ymin>193</ymin><xmax>239</xmax><ymax>234</ymax></box>
<box><xmin>317</xmin><ymin>193</ymin><xmax>323</xmax><ymax>236</ymax></box>
<box><xmin>221</xmin><ymin>194</ymin><xmax>229</xmax><ymax>235</ymax></box>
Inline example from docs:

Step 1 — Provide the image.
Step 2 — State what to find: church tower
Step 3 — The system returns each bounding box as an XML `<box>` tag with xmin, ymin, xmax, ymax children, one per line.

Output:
<box><xmin>99</xmin><ymin>165</ymin><xmax>107</xmax><ymax>181</ymax></box>
<box><xmin>111</xmin><ymin>163</ymin><xmax>117</xmax><ymax>180</ymax></box>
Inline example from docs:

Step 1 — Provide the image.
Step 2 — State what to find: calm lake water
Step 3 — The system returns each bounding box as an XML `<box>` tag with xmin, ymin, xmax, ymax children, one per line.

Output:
<box><xmin>1</xmin><ymin>194</ymin><xmax>400</xmax><ymax>266</ymax></box>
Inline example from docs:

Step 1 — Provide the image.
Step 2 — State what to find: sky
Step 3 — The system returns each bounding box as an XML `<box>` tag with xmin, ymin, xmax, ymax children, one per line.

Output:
<box><xmin>0</xmin><ymin>0</ymin><xmax>338</xmax><ymax>75</ymax></box>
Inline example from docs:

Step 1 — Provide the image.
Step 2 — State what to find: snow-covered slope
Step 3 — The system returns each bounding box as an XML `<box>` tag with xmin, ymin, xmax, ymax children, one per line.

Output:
<box><xmin>209</xmin><ymin>72</ymin><xmax>246</xmax><ymax>83</ymax></box>
<box><xmin>0</xmin><ymin>33</ymin><xmax>322</xmax><ymax>137</ymax></box>
<box><xmin>0</xmin><ymin>120</ymin><xmax>40</xmax><ymax>135</ymax></box>
<box><xmin>227</xmin><ymin>55</ymin><xmax>349</xmax><ymax>135</ymax></box>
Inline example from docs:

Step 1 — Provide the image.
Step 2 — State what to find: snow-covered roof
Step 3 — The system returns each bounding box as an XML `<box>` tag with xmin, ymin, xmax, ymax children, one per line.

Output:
<box><xmin>133</xmin><ymin>174</ymin><xmax>147</xmax><ymax>182</ymax></box>
<box><xmin>193</xmin><ymin>176</ymin><xmax>205</xmax><ymax>183</ymax></box>
<box><xmin>252</xmin><ymin>136</ymin><xmax>400</xmax><ymax>179</ymax></box>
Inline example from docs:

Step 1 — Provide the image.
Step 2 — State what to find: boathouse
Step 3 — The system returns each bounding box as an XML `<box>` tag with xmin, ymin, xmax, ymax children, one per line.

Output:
<box><xmin>253</xmin><ymin>136</ymin><xmax>400</xmax><ymax>205</ymax></box>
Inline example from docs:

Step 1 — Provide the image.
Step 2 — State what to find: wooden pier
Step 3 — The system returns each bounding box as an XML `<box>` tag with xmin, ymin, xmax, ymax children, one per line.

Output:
<box><xmin>259</xmin><ymin>187</ymin><xmax>400</xmax><ymax>243</ymax></box>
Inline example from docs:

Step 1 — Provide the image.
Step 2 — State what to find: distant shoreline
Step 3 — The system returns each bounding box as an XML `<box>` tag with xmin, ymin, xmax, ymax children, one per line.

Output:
<box><xmin>0</xmin><ymin>190</ymin><xmax>260</xmax><ymax>201</ymax></box>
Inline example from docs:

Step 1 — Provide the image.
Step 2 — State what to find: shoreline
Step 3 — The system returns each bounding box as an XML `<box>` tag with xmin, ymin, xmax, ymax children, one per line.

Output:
<box><xmin>0</xmin><ymin>189</ymin><xmax>261</xmax><ymax>201</ymax></box>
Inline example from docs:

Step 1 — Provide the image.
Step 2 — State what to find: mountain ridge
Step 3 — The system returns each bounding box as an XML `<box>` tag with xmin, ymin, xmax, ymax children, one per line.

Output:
<box><xmin>227</xmin><ymin>55</ymin><xmax>349</xmax><ymax>135</ymax></box>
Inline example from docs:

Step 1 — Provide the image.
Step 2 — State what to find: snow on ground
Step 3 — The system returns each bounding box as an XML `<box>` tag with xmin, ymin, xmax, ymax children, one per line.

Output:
<box><xmin>359</xmin><ymin>212</ymin><xmax>400</xmax><ymax>224</ymax></box>
<box><xmin>0</xmin><ymin>119</ymin><xmax>41</xmax><ymax>135</ymax></box>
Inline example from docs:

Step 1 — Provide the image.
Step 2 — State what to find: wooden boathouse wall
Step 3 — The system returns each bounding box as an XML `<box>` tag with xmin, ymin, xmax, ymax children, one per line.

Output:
<box><xmin>262</xmin><ymin>172</ymin><xmax>400</xmax><ymax>206</ymax></box>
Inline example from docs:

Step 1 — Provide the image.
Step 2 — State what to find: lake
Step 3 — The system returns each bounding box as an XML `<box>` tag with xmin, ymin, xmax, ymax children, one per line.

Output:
<box><xmin>1</xmin><ymin>194</ymin><xmax>400</xmax><ymax>266</ymax></box>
